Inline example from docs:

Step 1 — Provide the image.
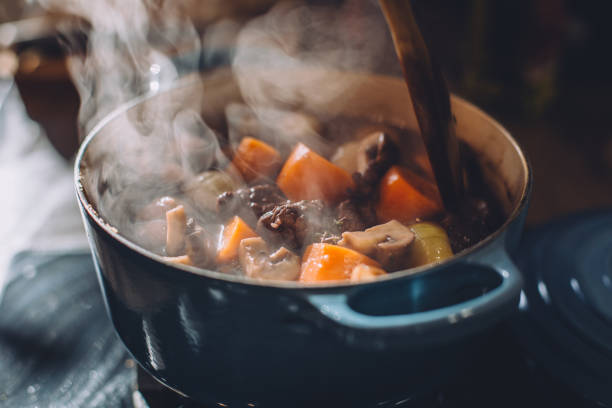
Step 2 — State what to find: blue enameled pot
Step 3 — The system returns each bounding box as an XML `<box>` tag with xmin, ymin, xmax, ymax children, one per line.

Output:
<box><xmin>75</xmin><ymin>71</ymin><xmax>531</xmax><ymax>407</ymax></box>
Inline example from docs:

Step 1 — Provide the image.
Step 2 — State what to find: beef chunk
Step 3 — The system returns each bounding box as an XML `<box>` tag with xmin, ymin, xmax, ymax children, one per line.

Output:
<box><xmin>336</xmin><ymin>200</ymin><xmax>366</xmax><ymax>232</ymax></box>
<box><xmin>335</xmin><ymin>199</ymin><xmax>377</xmax><ymax>233</ymax></box>
<box><xmin>337</xmin><ymin>132</ymin><xmax>398</xmax><ymax>230</ymax></box>
<box><xmin>352</xmin><ymin>132</ymin><xmax>399</xmax><ymax>198</ymax></box>
<box><xmin>217</xmin><ymin>184</ymin><xmax>287</xmax><ymax>222</ymax></box>
<box><xmin>257</xmin><ymin>200</ymin><xmax>334</xmax><ymax>249</ymax></box>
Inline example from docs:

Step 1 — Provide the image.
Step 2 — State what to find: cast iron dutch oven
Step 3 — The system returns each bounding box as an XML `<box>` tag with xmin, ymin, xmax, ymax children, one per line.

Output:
<box><xmin>75</xmin><ymin>70</ymin><xmax>531</xmax><ymax>407</ymax></box>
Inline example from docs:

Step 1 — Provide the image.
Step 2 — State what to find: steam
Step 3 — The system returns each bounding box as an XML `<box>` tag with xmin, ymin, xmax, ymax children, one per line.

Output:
<box><xmin>233</xmin><ymin>0</ymin><xmax>390</xmax><ymax>124</ymax></box>
<box><xmin>39</xmin><ymin>0</ymin><xmax>200</xmax><ymax>133</ymax></box>
<box><xmin>47</xmin><ymin>0</ymin><xmax>401</xmax><ymax>261</ymax></box>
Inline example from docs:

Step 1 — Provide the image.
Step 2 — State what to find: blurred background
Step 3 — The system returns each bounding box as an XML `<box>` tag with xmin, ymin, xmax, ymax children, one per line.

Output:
<box><xmin>2</xmin><ymin>0</ymin><xmax>611</xmax><ymax>226</ymax></box>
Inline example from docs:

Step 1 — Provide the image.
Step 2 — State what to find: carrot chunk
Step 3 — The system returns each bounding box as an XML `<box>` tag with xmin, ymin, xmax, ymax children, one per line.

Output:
<box><xmin>376</xmin><ymin>166</ymin><xmax>443</xmax><ymax>224</ymax></box>
<box><xmin>217</xmin><ymin>216</ymin><xmax>258</xmax><ymax>263</ymax></box>
<box><xmin>232</xmin><ymin>137</ymin><xmax>282</xmax><ymax>182</ymax></box>
<box><xmin>276</xmin><ymin>143</ymin><xmax>354</xmax><ymax>205</ymax></box>
<box><xmin>300</xmin><ymin>243</ymin><xmax>381</xmax><ymax>282</ymax></box>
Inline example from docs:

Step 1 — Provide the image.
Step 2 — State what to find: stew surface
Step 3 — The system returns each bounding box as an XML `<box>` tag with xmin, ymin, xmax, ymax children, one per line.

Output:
<box><xmin>116</xmin><ymin>105</ymin><xmax>503</xmax><ymax>283</ymax></box>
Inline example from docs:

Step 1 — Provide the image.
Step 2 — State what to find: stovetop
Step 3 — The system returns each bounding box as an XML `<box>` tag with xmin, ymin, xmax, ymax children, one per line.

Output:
<box><xmin>1</xmin><ymin>214</ymin><xmax>611</xmax><ymax>407</ymax></box>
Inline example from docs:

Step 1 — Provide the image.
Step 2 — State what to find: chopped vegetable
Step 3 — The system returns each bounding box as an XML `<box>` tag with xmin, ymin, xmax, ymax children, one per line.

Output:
<box><xmin>299</xmin><ymin>243</ymin><xmax>382</xmax><ymax>282</ymax></box>
<box><xmin>185</xmin><ymin>222</ymin><xmax>214</xmax><ymax>268</ymax></box>
<box><xmin>408</xmin><ymin>222</ymin><xmax>453</xmax><ymax>267</ymax></box>
<box><xmin>276</xmin><ymin>143</ymin><xmax>354</xmax><ymax>205</ymax></box>
<box><xmin>184</xmin><ymin>171</ymin><xmax>239</xmax><ymax>212</ymax></box>
<box><xmin>339</xmin><ymin>220</ymin><xmax>415</xmax><ymax>271</ymax></box>
<box><xmin>217</xmin><ymin>216</ymin><xmax>258</xmax><ymax>263</ymax></box>
<box><xmin>238</xmin><ymin>237</ymin><xmax>300</xmax><ymax>280</ymax></box>
<box><xmin>232</xmin><ymin>137</ymin><xmax>283</xmax><ymax>182</ymax></box>
<box><xmin>376</xmin><ymin>166</ymin><xmax>443</xmax><ymax>224</ymax></box>
<box><xmin>351</xmin><ymin>264</ymin><xmax>387</xmax><ymax>282</ymax></box>
<box><xmin>331</xmin><ymin>139</ymin><xmax>362</xmax><ymax>174</ymax></box>
<box><xmin>166</xmin><ymin>205</ymin><xmax>187</xmax><ymax>256</ymax></box>
<box><xmin>164</xmin><ymin>255</ymin><xmax>193</xmax><ymax>266</ymax></box>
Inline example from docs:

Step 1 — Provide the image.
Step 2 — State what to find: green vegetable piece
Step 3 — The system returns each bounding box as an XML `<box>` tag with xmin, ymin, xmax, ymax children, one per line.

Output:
<box><xmin>408</xmin><ymin>222</ymin><xmax>453</xmax><ymax>267</ymax></box>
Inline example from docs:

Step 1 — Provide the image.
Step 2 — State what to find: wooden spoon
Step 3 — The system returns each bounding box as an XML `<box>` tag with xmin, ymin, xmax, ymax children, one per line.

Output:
<box><xmin>379</xmin><ymin>0</ymin><xmax>464</xmax><ymax>212</ymax></box>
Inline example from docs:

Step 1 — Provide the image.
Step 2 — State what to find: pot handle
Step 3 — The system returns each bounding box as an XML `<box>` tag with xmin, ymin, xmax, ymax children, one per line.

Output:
<box><xmin>306</xmin><ymin>244</ymin><xmax>523</xmax><ymax>335</ymax></box>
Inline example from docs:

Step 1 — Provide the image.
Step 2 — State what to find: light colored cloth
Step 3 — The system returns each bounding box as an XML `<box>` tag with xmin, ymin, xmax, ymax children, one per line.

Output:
<box><xmin>0</xmin><ymin>79</ymin><xmax>88</xmax><ymax>299</ymax></box>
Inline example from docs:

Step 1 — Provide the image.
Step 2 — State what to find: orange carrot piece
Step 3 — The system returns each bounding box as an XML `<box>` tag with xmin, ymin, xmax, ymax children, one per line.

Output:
<box><xmin>276</xmin><ymin>143</ymin><xmax>354</xmax><ymax>205</ymax></box>
<box><xmin>376</xmin><ymin>166</ymin><xmax>443</xmax><ymax>224</ymax></box>
<box><xmin>232</xmin><ymin>137</ymin><xmax>282</xmax><ymax>182</ymax></box>
<box><xmin>300</xmin><ymin>243</ymin><xmax>381</xmax><ymax>283</ymax></box>
<box><xmin>217</xmin><ymin>216</ymin><xmax>258</xmax><ymax>263</ymax></box>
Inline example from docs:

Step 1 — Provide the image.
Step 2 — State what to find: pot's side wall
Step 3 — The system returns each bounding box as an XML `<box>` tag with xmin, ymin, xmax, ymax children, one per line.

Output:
<box><xmin>83</xmin><ymin>213</ymin><xmax>479</xmax><ymax>407</ymax></box>
<box><xmin>75</xmin><ymin>70</ymin><xmax>530</xmax><ymax>407</ymax></box>
<box><xmin>452</xmin><ymin>100</ymin><xmax>527</xmax><ymax>217</ymax></box>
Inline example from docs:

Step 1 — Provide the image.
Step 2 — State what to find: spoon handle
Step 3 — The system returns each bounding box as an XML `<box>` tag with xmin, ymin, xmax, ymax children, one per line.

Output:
<box><xmin>379</xmin><ymin>0</ymin><xmax>464</xmax><ymax>211</ymax></box>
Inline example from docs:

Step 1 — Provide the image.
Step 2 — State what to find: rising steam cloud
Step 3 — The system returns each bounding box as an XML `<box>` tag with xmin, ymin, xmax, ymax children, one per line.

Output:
<box><xmin>39</xmin><ymin>0</ymin><xmax>201</xmax><ymax>133</ymax></box>
<box><xmin>44</xmin><ymin>0</ymin><xmax>399</xmax><ymax>255</ymax></box>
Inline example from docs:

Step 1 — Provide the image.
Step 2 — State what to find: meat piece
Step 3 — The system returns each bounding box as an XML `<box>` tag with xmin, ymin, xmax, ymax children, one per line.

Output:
<box><xmin>335</xmin><ymin>199</ymin><xmax>377</xmax><ymax>232</ymax></box>
<box><xmin>184</xmin><ymin>220</ymin><xmax>215</xmax><ymax>268</ymax></box>
<box><xmin>238</xmin><ymin>237</ymin><xmax>300</xmax><ymax>281</ymax></box>
<box><xmin>257</xmin><ymin>200</ymin><xmax>334</xmax><ymax>250</ymax></box>
<box><xmin>166</xmin><ymin>205</ymin><xmax>187</xmax><ymax>256</ymax></box>
<box><xmin>336</xmin><ymin>200</ymin><xmax>365</xmax><ymax>232</ymax></box>
<box><xmin>352</xmin><ymin>131</ymin><xmax>399</xmax><ymax>198</ymax></box>
<box><xmin>334</xmin><ymin>132</ymin><xmax>398</xmax><ymax>231</ymax></box>
<box><xmin>339</xmin><ymin>220</ymin><xmax>415</xmax><ymax>271</ymax></box>
<box><xmin>217</xmin><ymin>184</ymin><xmax>287</xmax><ymax>222</ymax></box>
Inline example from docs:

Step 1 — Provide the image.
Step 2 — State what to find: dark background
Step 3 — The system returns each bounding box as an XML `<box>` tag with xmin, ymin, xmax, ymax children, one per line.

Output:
<box><xmin>2</xmin><ymin>0</ymin><xmax>612</xmax><ymax>226</ymax></box>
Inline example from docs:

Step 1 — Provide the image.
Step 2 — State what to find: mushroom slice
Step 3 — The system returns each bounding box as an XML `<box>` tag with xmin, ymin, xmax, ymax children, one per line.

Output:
<box><xmin>185</xmin><ymin>220</ymin><xmax>215</xmax><ymax>268</ymax></box>
<box><xmin>339</xmin><ymin>220</ymin><xmax>415</xmax><ymax>271</ymax></box>
<box><xmin>166</xmin><ymin>205</ymin><xmax>187</xmax><ymax>256</ymax></box>
<box><xmin>238</xmin><ymin>237</ymin><xmax>300</xmax><ymax>281</ymax></box>
<box><xmin>351</xmin><ymin>264</ymin><xmax>387</xmax><ymax>282</ymax></box>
